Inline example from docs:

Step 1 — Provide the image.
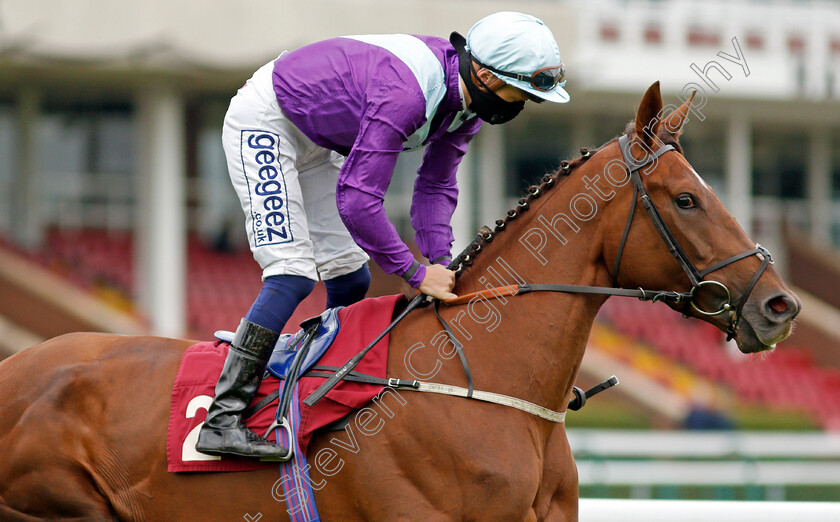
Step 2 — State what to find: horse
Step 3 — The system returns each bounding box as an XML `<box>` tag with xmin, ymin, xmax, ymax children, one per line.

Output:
<box><xmin>0</xmin><ymin>82</ymin><xmax>800</xmax><ymax>521</ymax></box>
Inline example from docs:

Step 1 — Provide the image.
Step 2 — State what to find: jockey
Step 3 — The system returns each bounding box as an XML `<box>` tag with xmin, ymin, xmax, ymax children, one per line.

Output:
<box><xmin>196</xmin><ymin>11</ymin><xmax>570</xmax><ymax>460</ymax></box>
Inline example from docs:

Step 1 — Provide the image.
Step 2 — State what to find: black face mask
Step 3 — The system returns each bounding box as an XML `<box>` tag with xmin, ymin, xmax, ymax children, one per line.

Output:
<box><xmin>451</xmin><ymin>32</ymin><xmax>525</xmax><ymax>125</ymax></box>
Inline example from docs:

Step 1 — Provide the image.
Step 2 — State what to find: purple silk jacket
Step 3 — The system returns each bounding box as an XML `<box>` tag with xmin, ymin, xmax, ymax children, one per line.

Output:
<box><xmin>272</xmin><ymin>34</ymin><xmax>482</xmax><ymax>287</ymax></box>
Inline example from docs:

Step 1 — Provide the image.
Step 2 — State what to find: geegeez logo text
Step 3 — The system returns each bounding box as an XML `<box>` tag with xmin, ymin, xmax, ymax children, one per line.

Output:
<box><xmin>242</xmin><ymin>130</ymin><xmax>293</xmax><ymax>246</ymax></box>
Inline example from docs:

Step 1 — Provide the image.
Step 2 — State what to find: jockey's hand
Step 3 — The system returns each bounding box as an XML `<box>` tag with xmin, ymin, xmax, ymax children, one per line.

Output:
<box><xmin>418</xmin><ymin>264</ymin><xmax>457</xmax><ymax>301</ymax></box>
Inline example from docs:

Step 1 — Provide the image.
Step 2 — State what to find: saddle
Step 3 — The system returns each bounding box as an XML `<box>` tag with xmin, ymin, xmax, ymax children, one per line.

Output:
<box><xmin>169</xmin><ymin>294</ymin><xmax>403</xmax><ymax>475</ymax></box>
<box><xmin>215</xmin><ymin>307</ymin><xmax>342</xmax><ymax>381</ymax></box>
<box><xmin>214</xmin><ymin>308</ymin><xmax>345</xmax><ymax>440</ymax></box>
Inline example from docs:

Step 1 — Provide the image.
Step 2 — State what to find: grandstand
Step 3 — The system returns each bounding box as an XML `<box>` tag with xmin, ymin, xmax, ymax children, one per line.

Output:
<box><xmin>2</xmin><ymin>0</ymin><xmax>840</xmax><ymax>507</ymax></box>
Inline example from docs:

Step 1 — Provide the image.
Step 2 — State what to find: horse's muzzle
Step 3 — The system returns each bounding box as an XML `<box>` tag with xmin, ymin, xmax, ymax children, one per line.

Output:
<box><xmin>737</xmin><ymin>290</ymin><xmax>801</xmax><ymax>353</ymax></box>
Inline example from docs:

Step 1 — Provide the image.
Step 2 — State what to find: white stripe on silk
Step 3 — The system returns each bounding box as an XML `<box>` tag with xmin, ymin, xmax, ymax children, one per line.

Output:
<box><xmin>343</xmin><ymin>34</ymin><xmax>446</xmax><ymax>150</ymax></box>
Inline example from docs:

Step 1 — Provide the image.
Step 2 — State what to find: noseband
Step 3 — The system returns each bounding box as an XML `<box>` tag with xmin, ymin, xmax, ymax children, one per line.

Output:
<box><xmin>612</xmin><ymin>134</ymin><xmax>772</xmax><ymax>340</ymax></box>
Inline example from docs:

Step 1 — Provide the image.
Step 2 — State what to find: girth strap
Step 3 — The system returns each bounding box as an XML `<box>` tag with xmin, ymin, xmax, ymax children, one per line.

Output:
<box><xmin>406</xmin><ymin>382</ymin><xmax>566</xmax><ymax>423</ymax></box>
<box><xmin>253</xmin><ymin>366</ymin><xmax>566</xmax><ymax>423</ymax></box>
<box><xmin>309</xmin><ymin>367</ymin><xmax>565</xmax><ymax>423</ymax></box>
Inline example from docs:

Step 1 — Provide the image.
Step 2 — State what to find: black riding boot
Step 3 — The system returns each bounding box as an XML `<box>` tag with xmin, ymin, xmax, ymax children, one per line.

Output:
<box><xmin>196</xmin><ymin>318</ymin><xmax>288</xmax><ymax>460</ymax></box>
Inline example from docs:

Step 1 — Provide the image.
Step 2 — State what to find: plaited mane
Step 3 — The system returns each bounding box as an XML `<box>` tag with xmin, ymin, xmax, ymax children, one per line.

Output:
<box><xmin>449</xmin><ymin>143</ymin><xmax>607</xmax><ymax>275</ymax></box>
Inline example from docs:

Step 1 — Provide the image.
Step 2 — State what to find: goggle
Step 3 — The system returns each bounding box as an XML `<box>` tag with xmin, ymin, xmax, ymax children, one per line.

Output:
<box><xmin>473</xmin><ymin>58</ymin><xmax>566</xmax><ymax>92</ymax></box>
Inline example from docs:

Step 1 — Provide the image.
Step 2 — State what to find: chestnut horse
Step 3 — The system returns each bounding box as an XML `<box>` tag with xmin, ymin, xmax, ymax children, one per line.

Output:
<box><xmin>0</xmin><ymin>83</ymin><xmax>799</xmax><ymax>521</ymax></box>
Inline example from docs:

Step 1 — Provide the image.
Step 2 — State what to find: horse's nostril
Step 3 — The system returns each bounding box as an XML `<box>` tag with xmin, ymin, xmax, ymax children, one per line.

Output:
<box><xmin>768</xmin><ymin>296</ymin><xmax>788</xmax><ymax>314</ymax></box>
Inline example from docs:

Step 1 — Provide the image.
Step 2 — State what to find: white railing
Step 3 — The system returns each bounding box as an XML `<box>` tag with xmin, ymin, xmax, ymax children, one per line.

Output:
<box><xmin>579</xmin><ymin>499</ymin><xmax>840</xmax><ymax>522</ymax></box>
<box><xmin>569</xmin><ymin>429</ymin><xmax>840</xmax><ymax>500</ymax></box>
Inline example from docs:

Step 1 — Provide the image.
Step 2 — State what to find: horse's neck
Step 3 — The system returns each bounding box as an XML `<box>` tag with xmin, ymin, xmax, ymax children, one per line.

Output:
<box><xmin>452</xmin><ymin>165</ymin><xmax>614</xmax><ymax>412</ymax></box>
<box><xmin>456</xmin><ymin>159</ymin><xmax>614</xmax><ymax>302</ymax></box>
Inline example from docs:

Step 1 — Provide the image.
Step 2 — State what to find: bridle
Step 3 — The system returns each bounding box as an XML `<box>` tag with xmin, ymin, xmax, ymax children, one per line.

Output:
<box><xmin>612</xmin><ymin>134</ymin><xmax>772</xmax><ymax>340</ymax></box>
<box><xmin>444</xmin><ymin>133</ymin><xmax>774</xmax><ymax>342</ymax></box>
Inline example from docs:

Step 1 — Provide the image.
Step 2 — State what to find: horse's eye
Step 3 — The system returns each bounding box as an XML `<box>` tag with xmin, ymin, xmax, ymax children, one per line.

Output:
<box><xmin>676</xmin><ymin>194</ymin><xmax>696</xmax><ymax>209</ymax></box>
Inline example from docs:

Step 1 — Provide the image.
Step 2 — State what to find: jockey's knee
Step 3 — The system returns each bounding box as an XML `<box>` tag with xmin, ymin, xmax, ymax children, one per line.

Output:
<box><xmin>246</xmin><ymin>275</ymin><xmax>316</xmax><ymax>332</ymax></box>
<box><xmin>325</xmin><ymin>264</ymin><xmax>371</xmax><ymax>309</ymax></box>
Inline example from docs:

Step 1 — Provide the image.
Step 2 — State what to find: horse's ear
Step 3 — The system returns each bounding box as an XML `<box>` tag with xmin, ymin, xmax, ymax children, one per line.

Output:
<box><xmin>663</xmin><ymin>90</ymin><xmax>695</xmax><ymax>138</ymax></box>
<box><xmin>634</xmin><ymin>81</ymin><xmax>663</xmax><ymax>148</ymax></box>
